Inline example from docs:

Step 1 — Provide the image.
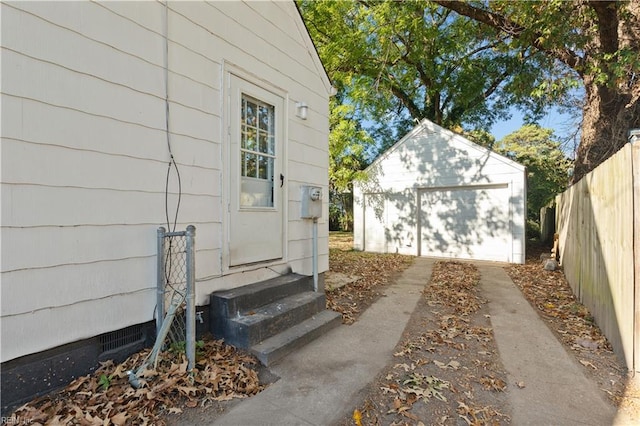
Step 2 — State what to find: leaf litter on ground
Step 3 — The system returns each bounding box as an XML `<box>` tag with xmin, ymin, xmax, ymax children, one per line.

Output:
<box><xmin>6</xmin><ymin>233</ymin><xmax>413</xmax><ymax>425</ymax></box>
<box><xmin>326</xmin><ymin>244</ymin><xmax>413</xmax><ymax>324</ymax></box>
<box><xmin>341</xmin><ymin>260</ymin><xmax>511</xmax><ymax>425</ymax></box>
<box><xmin>7</xmin><ymin>338</ymin><xmax>263</xmax><ymax>425</ymax></box>
<box><xmin>9</xmin><ymin>236</ymin><xmax>632</xmax><ymax>424</ymax></box>
<box><xmin>339</xmin><ymin>240</ymin><xmax>632</xmax><ymax>425</ymax></box>
<box><xmin>505</xmin><ymin>244</ymin><xmax>629</xmax><ymax>406</ymax></box>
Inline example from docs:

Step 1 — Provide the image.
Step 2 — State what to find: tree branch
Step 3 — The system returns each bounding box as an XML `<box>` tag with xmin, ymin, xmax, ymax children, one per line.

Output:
<box><xmin>387</xmin><ymin>77</ymin><xmax>423</xmax><ymax>120</ymax></box>
<box><xmin>588</xmin><ymin>1</ymin><xmax>619</xmax><ymax>54</ymax></box>
<box><xmin>433</xmin><ymin>0</ymin><xmax>585</xmax><ymax>76</ymax></box>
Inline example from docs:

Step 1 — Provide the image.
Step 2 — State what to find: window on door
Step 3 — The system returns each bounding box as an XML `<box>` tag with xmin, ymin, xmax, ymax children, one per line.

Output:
<box><xmin>240</xmin><ymin>94</ymin><xmax>276</xmax><ymax>208</ymax></box>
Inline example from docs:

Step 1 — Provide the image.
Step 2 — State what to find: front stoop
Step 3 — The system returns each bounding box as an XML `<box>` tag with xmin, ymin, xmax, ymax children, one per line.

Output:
<box><xmin>209</xmin><ymin>274</ymin><xmax>342</xmax><ymax>366</ymax></box>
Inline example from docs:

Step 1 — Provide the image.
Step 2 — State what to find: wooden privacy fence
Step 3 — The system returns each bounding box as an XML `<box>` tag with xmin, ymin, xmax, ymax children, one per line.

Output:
<box><xmin>556</xmin><ymin>141</ymin><xmax>640</xmax><ymax>373</ymax></box>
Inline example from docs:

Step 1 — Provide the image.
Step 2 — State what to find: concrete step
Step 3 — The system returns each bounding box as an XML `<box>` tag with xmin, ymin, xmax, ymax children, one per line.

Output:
<box><xmin>250</xmin><ymin>309</ymin><xmax>343</xmax><ymax>366</ymax></box>
<box><xmin>210</xmin><ymin>274</ymin><xmax>313</xmax><ymax>320</ymax></box>
<box><xmin>210</xmin><ymin>273</ymin><xmax>341</xmax><ymax>365</ymax></box>
<box><xmin>221</xmin><ymin>291</ymin><xmax>327</xmax><ymax>348</ymax></box>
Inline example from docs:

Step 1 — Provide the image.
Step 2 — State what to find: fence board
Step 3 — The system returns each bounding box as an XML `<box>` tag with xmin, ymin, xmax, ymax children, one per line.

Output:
<box><xmin>556</xmin><ymin>143</ymin><xmax>636</xmax><ymax>371</ymax></box>
<box><xmin>634</xmin><ymin>142</ymin><xmax>640</xmax><ymax>374</ymax></box>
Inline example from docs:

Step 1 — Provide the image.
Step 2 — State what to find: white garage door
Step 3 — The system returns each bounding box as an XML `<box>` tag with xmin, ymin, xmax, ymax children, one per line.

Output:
<box><xmin>419</xmin><ymin>185</ymin><xmax>511</xmax><ymax>262</ymax></box>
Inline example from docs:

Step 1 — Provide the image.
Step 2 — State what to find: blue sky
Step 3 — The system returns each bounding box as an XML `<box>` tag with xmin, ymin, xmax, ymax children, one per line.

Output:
<box><xmin>490</xmin><ymin>108</ymin><xmax>576</xmax><ymax>140</ymax></box>
<box><xmin>490</xmin><ymin>107</ymin><xmax>581</xmax><ymax>157</ymax></box>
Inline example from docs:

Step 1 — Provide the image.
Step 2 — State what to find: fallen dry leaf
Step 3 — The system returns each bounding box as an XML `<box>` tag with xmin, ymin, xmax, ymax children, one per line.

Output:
<box><xmin>580</xmin><ymin>359</ymin><xmax>598</xmax><ymax>370</ymax></box>
<box><xmin>344</xmin><ymin>260</ymin><xmax>510</xmax><ymax>425</ymax></box>
<box><xmin>327</xmin><ymin>244</ymin><xmax>413</xmax><ymax>324</ymax></box>
<box><xmin>7</xmin><ymin>338</ymin><xmax>265</xmax><ymax>425</ymax></box>
<box><xmin>110</xmin><ymin>411</ymin><xmax>129</xmax><ymax>425</ymax></box>
<box><xmin>352</xmin><ymin>408</ymin><xmax>363</xmax><ymax>426</ymax></box>
<box><xmin>479</xmin><ymin>375</ymin><xmax>507</xmax><ymax>392</ymax></box>
<box><xmin>334</xmin><ymin>236</ymin><xmax>627</xmax><ymax>424</ymax></box>
<box><xmin>506</xmin><ymin>244</ymin><xmax>626</xmax><ymax>405</ymax></box>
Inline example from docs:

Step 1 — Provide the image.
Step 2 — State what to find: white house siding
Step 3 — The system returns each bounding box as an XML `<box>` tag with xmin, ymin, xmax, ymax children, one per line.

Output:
<box><xmin>1</xmin><ymin>1</ymin><xmax>330</xmax><ymax>363</ymax></box>
<box><xmin>354</xmin><ymin>120</ymin><xmax>525</xmax><ymax>264</ymax></box>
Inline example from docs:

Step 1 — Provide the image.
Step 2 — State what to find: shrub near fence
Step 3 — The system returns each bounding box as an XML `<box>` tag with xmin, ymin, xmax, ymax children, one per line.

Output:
<box><xmin>556</xmin><ymin>141</ymin><xmax>640</xmax><ymax>373</ymax></box>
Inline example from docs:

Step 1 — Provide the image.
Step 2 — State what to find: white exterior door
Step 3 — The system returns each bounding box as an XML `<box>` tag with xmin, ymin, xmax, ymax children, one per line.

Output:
<box><xmin>228</xmin><ymin>74</ymin><xmax>284</xmax><ymax>266</ymax></box>
<box><xmin>363</xmin><ymin>193</ymin><xmax>388</xmax><ymax>252</ymax></box>
<box><xmin>418</xmin><ymin>185</ymin><xmax>510</xmax><ymax>262</ymax></box>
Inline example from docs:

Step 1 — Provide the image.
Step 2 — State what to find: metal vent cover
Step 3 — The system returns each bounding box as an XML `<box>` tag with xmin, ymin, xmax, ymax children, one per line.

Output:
<box><xmin>99</xmin><ymin>324</ymin><xmax>146</xmax><ymax>354</ymax></box>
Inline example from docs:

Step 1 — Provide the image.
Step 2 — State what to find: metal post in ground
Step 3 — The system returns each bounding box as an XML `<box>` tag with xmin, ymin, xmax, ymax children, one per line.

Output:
<box><xmin>185</xmin><ymin>225</ymin><xmax>196</xmax><ymax>371</ymax></box>
<box><xmin>156</xmin><ymin>227</ymin><xmax>167</xmax><ymax>336</ymax></box>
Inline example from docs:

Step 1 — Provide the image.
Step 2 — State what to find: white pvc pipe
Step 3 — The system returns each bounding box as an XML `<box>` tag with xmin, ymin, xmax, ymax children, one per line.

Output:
<box><xmin>313</xmin><ymin>217</ymin><xmax>318</xmax><ymax>292</ymax></box>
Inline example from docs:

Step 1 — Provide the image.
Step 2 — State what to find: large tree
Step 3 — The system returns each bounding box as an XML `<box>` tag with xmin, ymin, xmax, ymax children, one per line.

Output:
<box><xmin>328</xmin><ymin>99</ymin><xmax>372</xmax><ymax>230</ymax></box>
<box><xmin>496</xmin><ymin>125</ymin><xmax>572</xmax><ymax>220</ymax></box>
<box><xmin>299</xmin><ymin>0</ymin><xmax>562</xmax><ymax>156</ymax></box>
<box><xmin>434</xmin><ymin>0</ymin><xmax>640</xmax><ymax>181</ymax></box>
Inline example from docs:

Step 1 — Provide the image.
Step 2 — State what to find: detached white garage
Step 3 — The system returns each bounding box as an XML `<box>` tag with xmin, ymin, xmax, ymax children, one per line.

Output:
<box><xmin>353</xmin><ymin>119</ymin><xmax>526</xmax><ymax>264</ymax></box>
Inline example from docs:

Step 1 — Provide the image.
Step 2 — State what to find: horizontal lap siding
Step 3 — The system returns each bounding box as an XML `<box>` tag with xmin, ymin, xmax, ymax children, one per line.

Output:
<box><xmin>1</xmin><ymin>291</ymin><xmax>157</xmax><ymax>364</ymax></box>
<box><xmin>1</xmin><ymin>0</ymin><xmax>329</xmax><ymax>361</ymax></box>
<box><xmin>0</xmin><ymin>1</ymin><xmax>223</xmax><ymax>362</ymax></box>
<box><xmin>3</xmin><ymin>49</ymin><xmax>165</xmax><ymax>130</ymax></box>
<box><xmin>2</xmin><ymin>257</ymin><xmax>156</xmax><ymax>316</ymax></box>
<box><xmin>2</xmin><ymin>6</ymin><xmax>163</xmax><ymax>99</ymax></box>
<box><xmin>2</xmin><ymin>96</ymin><xmax>166</xmax><ymax>162</ymax></box>
<box><xmin>2</xmin><ymin>222</ymin><xmax>220</xmax><ymax>273</ymax></box>
<box><xmin>172</xmin><ymin>2</ymin><xmax>326</xmax><ymax>99</ymax></box>
<box><xmin>10</xmin><ymin>1</ymin><xmax>164</xmax><ymax>66</ymax></box>
<box><xmin>168</xmin><ymin>1</ymin><xmax>330</xmax><ymax>280</ymax></box>
<box><xmin>287</xmin><ymin>120</ymin><xmax>330</xmax><ymax>276</ymax></box>
<box><xmin>1</xmin><ymin>184</ymin><xmax>219</xmax><ymax>227</ymax></box>
<box><xmin>2</xmin><ymin>226</ymin><xmax>221</xmax><ymax>313</ymax></box>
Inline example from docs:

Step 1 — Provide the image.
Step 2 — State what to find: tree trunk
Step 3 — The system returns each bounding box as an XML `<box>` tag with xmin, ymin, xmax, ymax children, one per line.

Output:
<box><xmin>434</xmin><ymin>0</ymin><xmax>640</xmax><ymax>183</ymax></box>
<box><xmin>574</xmin><ymin>78</ymin><xmax>640</xmax><ymax>181</ymax></box>
<box><xmin>574</xmin><ymin>77</ymin><xmax>640</xmax><ymax>182</ymax></box>
<box><xmin>574</xmin><ymin>1</ymin><xmax>640</xmax><ymax>182</ymax></box>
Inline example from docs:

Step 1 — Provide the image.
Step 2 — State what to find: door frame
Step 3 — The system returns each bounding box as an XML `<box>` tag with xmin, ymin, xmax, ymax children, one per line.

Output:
<box><xmin>221</xmin><ymin>62</ymin><xmax>288</xmax><ymax>273</ymax></box>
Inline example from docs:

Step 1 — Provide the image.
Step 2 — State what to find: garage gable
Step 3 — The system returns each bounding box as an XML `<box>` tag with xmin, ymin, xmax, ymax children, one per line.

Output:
<box><xmin>353</xmin><ymin>119</ymin><xmax>526</xmax><ymax>264</ymax></box>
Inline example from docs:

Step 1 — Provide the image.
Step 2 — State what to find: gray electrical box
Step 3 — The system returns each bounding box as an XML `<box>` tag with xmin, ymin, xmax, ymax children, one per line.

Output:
<box><xmin>300</xmin><ymin>185</ymin><xmax>322</xmax><ymax>219</ymax></box>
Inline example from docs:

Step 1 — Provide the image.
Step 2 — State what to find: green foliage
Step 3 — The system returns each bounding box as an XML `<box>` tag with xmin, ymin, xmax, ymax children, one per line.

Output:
<box><xmin>495</xmin><ymin>125</ymin><xmax>572</xmax><ymax>220</ymax></box>
<box><xmin>169</xmin><ymin>340</ymin><xmax>205</xmax><ymax>357</ymax></box>
<box><xmin>434</xmin><ymin>0</ymin><xmax>640</xmax><ymax>180</ymax></box>
<box><xmin>299</xmin><ymin>0</ymin><xmax>584</xmax><ymax>230</ymax></box>
<box><xmin>329</xmin><ymin>203</ymin><xmax>342</xmax><ymax>231</ymax></box>
<box><xmin>327</xmin><ymin>99</ymin><xmax>373</xmax><ymax>231</ymax></box>
<box><xmin>169</xmin><ymin>340</ymin><xmax>186</xmax><ymax>354</ymax></box>
<box><xmin>466</xmin><ymin>125</ymin><xmax>571</xmax><ymax>224</ymax></box>
<box><xmin>98</xmin><ymin>374</ymin><xmax>112</xmax><ymax>391</ymax></box>
<box><xmin>301</xmin><ymin>0</ymin><xmax>636</xmax><ymax>214</ymax></box>
<box><xmin>463</xmin><ymin>129</ymin><xmax>497</xmax><ymax>150</ymax></box>
<box><xmin>299</xmin><ymin>0</ymin><xmax>573</xmax><ymax>155</ymax></box>
<box><xmin>328</xmin><ymin>100</ymin><xmax>372</xmax><ymax>194</ymax></box>
<box><xmin>526</xmin><ymin>219</ymin><xmax>541</xmax><ymax>241</ymax></box>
